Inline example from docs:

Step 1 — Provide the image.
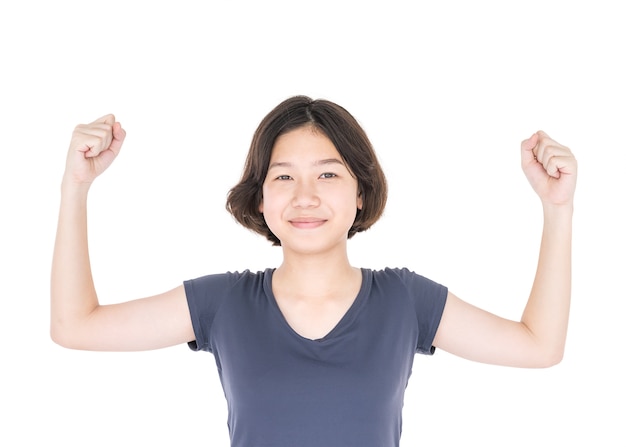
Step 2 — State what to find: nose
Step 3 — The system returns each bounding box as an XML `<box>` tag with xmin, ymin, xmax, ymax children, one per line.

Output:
<box><xmin>291</xmin><ymin>179</ymin><xmax>320</xmax><ymax>208</ymax></box>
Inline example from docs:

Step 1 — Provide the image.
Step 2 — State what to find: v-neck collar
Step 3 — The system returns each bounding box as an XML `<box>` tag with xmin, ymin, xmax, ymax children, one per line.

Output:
<box><xmin>262</xmin><ymin>268</ymin><xmax>372</xmax><ymax>343</ymax></box>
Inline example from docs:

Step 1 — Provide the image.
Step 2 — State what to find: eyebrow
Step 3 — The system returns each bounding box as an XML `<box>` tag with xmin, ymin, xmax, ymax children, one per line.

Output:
<box><xmin>267</xmin><ymin>158</ymin><xmax>346</xmax><ymax>170</ymax></box>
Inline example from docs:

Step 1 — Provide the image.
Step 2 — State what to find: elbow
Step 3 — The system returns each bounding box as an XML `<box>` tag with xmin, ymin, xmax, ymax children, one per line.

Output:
<box><xmin>51</xmin><ymin>329</ymin><xmax>87</xmax><ymax>351</ymax></box>
<box><xmin>50</xmin><ymin>318</ymin><xmax>62</xmax><ymax>346</ymax></box>
<box><xmin>50</xmin><ymin>323</ymin><xmax>72</xmax><ymax>349</ymax></box>
<box><xmin>521</xmin><ymin>323</ymin><xmax>567</xmax><ymax>368</ymax></box>
<box><xmin>542</xmin><ymin>336</ymin><xmax>567</xmax><ymax>367</ymax></box>
<box><xmin>534</xmin><ymin>356</ymin><xmax>562</xmax><ymax>369</ymax></box>
<box><xmin>533</xmin><ymin>346</ymin><xmax>565</xmax><ymax>368</ymax></box>
<box><xmin>50</xmin><ymin>302</ymin><xmax>100</xmax><ymax>350</ymax></box>
<box><xmin>544</xmin><ymin>349</ymin><xmax>565</xmax><ymax>368</ymax></box>
<box><xmin>50</xmin><ymin>319</ymin><xmax>83</xmax><ymax>350</ymax></box>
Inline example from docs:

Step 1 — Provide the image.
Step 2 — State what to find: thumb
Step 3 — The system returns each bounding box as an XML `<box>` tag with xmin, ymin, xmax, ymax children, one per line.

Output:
<box><xmin>520</xmin><ymin>132</ymin><xmax>539</xmax><ymax>165</ymax></box>
<box><xmin>109</xmin><ymin>122</ymin><xmax>126</xmax><ymax>155</ymax></box>
<box><xmin>92</xmin><ymin>113</ymin><xmax>116</xmax><ymax>126</ymax></box>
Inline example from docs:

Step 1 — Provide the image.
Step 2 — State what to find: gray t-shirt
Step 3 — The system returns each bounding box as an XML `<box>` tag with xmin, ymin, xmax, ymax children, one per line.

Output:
<box><xmin>184</xmin><ymin>267</ymin><xmax>447</xmax><ymax>447</ymax></box>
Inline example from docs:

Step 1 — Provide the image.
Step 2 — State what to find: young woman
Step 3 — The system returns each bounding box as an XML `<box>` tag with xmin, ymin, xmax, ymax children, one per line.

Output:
<box><xmin>51</xmin><ymin>95</ymin><xmax>577</xmax><ymax>446</ymax></box>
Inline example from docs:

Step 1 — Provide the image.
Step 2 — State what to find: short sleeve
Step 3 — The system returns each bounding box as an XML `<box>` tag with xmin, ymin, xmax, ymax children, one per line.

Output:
<box><xmin>183</xmin><ymin>272</ymin><xmax>234</xmax><ymax>352</ymax></box>
<box><xmin>393</xmin><ymin>268</ymin><xmax>448</xmax><ymax>355</ymax></box>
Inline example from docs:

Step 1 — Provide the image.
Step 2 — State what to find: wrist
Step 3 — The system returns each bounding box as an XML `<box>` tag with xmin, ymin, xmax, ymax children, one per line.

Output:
<box><xmin>541</xmin><ymin>201</ymin><xmax>574</xmax><ymax>226</ymax></box>
<box><xmin>61</xmin><ymin>176</ymin><xmax>92</xmax><ymax>198</ymax></box>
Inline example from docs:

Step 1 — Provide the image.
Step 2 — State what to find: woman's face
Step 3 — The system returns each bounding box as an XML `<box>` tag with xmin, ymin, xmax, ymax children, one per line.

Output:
<box><xmin>260</xmin><ymin>126</ymin><xmax>362</xmax><ymax>256</ymax></box>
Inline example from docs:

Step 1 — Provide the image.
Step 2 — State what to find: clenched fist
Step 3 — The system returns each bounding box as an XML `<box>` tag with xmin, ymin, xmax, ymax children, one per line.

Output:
<box><xmin>521</xmin><ymin>131</ymin><xmax>577</xmax><ymax>207</ymax></box>
<box><xmin>63</xmin><ymin>114</ymin><xmax>126</xmax><ymax>187</ymax></box>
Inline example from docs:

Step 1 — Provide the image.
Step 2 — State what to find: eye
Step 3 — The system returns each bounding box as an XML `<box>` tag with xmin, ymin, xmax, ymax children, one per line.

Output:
<box><xmin>275</xmin><ymin>175</ymin><xmax>292</xmax><ymax>181</ymax></box>
<box><xmin>319</xmin><ymin>172</ymin><xmax>337</xmax><ymax>179</ymax></box>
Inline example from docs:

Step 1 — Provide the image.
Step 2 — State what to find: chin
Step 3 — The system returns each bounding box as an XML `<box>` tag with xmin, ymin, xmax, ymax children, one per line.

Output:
<box><xmin>279</xmin><ymin>236</ymin><xmax>348</xmax><ymax>257</ymax></box>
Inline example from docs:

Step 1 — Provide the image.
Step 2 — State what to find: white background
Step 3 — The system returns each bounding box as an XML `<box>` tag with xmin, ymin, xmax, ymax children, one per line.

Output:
<box><xmin>1</xmin><ymin>1</ymin><xmax>624</xmax><ymax>445</ymax></box>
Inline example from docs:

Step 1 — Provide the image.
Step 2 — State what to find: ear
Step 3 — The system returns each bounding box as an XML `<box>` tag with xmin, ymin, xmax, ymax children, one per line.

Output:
<box><xmin>259</xmin><ymin>199</ymin><xmax>263</xmax><ymax>213</ymax></box>
<box><xmin>356</xmin><ymin>192</ymin><xmax>363</xmax><ymax>210</ymax></box>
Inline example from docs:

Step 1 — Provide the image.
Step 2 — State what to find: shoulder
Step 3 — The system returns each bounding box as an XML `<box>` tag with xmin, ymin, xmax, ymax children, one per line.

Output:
<box><xmin>370</xmin><ymin>267</ymin><xmax>445</xmax><ymax>289</ymax></box>
<box><xmin>183</xmin><ymin>269</ymin><xmax>272</xmax><ymax>315</ymax></box>
<box><xmin>184</xmin><ymin>269</ymin><xmax>270</xmax><ymax>293</ymax></box>
<box><xmin>369</xmin><ymin>267</ymin><xmax>448</xmax><ymax>308</ymax></box>
<box><xmin>183</xmin><ymin>269</ymin><xmax>272</xmax><ymax>351</ymax></box>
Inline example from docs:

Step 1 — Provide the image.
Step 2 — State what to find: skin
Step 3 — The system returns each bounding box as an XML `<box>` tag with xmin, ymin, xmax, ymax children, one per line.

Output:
<box><xmin>260</xmin><ymin>126</ymin><xmax>364</xmax><ymax>340</ymax></box>
<box><xmin>51</xmin><ymin>115</ymin><xmax>577</xmax><ymax>368</ymax></box>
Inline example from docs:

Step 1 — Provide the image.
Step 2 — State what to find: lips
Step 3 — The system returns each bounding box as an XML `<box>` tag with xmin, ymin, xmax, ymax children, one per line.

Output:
<box><xmin>288</xmin><ymin>217</ymin><xmax>327</xmax><ymax>229</ymax></box>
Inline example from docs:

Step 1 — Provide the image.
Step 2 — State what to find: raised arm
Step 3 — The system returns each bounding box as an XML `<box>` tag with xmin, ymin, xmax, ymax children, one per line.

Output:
<box><xmin>433</xmin><ymin>131</ymin><xmax>577</xmax><ymax>368</ymax></box>
<box><xmin>50</xmin><ymin>115</ymin><xmax>194</xmax><ymax>351</ymax></box>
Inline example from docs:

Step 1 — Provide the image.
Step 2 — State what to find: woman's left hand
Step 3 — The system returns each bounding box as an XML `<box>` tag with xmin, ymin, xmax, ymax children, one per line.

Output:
<box><xmin>521</xmin><ymin>131</ymin><xmax>577</xmax><ymax>207</ymax></box>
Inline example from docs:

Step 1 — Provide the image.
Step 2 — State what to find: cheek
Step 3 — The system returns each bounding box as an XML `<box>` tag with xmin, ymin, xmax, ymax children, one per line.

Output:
<box><xmin>258</xmin><ymin>188</ymin><xmax>282</xmax><ymax>219</ymax></box>
<box><xmin>259</xmin><ymin>183</ymin><xmax>270</xmax><ymax>213</ymax></box>
<box><xmin>258</xmin><ymin>200</ymin><xmax>282</xmax><ymax>237</ymax></box>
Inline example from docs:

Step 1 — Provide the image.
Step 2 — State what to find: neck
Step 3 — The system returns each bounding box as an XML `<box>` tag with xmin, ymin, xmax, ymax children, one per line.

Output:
<box><xmin>274</xmin><ymin>246</ymin><xmax>358</xmax><ymax>297</ymax></box>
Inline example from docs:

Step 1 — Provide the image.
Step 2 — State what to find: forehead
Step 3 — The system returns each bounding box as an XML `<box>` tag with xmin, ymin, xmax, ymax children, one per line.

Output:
<box><xmin>270</xmin><ymin>126</ymin><xmax>340</xmax><ymax>161</ymax></box>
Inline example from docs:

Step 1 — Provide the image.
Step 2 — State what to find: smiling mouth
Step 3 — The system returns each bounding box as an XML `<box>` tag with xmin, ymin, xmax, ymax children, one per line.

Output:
<box><xmin>289</xmin><ymin>218</ymin><xmax>326</xmax><ymax>229</ymax></box>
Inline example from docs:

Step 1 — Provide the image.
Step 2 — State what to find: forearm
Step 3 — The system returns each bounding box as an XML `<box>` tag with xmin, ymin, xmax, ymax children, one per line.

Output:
<box><xmin>521</xmin><ymin>203</ymin><xmax>573</xmax><ymax>364</ymax></box>
<box><xmin>50</xmin><ymin>183</ymin><xmax>99</xmax><ymax>345</ymax></box>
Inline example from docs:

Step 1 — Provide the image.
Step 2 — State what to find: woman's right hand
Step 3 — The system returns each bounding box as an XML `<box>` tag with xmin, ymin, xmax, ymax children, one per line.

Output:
<box><xmin>63</xmin><ymin>114</ymin><xmax>126</xmax><ymax>188</ymax></box>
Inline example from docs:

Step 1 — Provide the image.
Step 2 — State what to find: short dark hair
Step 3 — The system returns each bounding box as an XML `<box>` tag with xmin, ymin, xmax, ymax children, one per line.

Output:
<box><xmin>226</xmin><ymin>95</ymin><xmax>387</xmax><ymax>246</ymax></box>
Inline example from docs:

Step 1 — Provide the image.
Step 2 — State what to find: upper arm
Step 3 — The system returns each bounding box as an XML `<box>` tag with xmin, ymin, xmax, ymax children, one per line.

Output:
<box><xmin>432</xmin><ymin>291</ymin><xmax>551</xmax><ymax>368</ymax></box>
<box><xmin>53</xmin><ymin>285</ymin><xmax>195</xmax><ymax>352</ymax></box>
